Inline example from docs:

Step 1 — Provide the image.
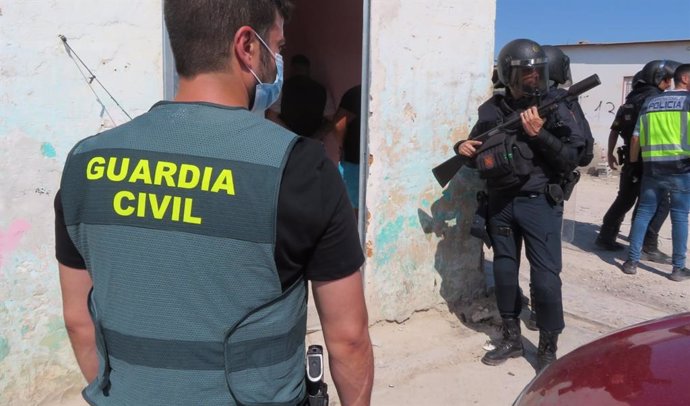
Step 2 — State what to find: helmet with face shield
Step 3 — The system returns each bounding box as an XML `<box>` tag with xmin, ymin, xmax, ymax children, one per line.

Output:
<box><xmin>496</xmin><ymin>39</ymin><xmax>549</xmax><ymax>98</ymax></box>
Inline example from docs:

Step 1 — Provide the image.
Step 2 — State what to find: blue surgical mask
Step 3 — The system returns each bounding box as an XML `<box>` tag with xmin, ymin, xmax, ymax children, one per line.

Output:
<box><xmin>248</xmin><ymin>31</ymin><xmax>283</xmax><ymax>114</ymax></box>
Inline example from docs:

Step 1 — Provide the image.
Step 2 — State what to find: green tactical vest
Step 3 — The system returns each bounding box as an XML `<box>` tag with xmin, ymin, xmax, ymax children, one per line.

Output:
<box><xmin>60</xmin><ymin>102</ymin><xmax>307</xmax><ymax>406</ymax></box>
<box><xmin>637</xmin><ymin>91</ymin><xmax>690</xmax><ymax>175</ymax></box>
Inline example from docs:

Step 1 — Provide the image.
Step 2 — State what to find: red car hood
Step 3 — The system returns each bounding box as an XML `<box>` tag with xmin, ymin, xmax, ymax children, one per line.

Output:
<box><xmin>514</xmin><ymin>312</ymin><xmax>690</xmax><ymax>406</ymax></box>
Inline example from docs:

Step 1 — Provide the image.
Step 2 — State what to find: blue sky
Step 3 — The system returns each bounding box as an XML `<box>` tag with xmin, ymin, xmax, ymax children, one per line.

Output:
<box><xmin>496</xmin><ymin>0</ymin><xmax>690</xmax><ymax>52</ymax></box>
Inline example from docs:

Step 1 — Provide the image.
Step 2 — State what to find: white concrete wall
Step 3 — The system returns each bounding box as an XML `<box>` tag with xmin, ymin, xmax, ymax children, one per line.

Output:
<box><xmin>559</xmin><ymin>41</ymin><xmax>690</xmax><ymax>149</ymax></box>
<box><xmin>1</xmin><ymin>0</ymin><xmax>496</xmax><ymax>401</ymax></box>
<box><xmin>365</xmin><ymin>0</ymin><xmax>495</xmax><ymax>321</ymax></box>
<box><xmin>0</xmin><ymin>1</ymin><xmax>164</xmax><ymax>403</ymax></box>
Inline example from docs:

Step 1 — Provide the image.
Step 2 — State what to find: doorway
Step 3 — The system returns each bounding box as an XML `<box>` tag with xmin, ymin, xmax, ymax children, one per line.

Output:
<box><xmin>162</xmin><ymin>0</ymin><xmax>369</xmax><ymax>239</ymax></box>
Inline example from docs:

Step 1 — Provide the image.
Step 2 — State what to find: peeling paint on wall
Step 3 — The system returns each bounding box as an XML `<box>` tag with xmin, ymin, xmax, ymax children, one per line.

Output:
<box><xmin>365</xmin><ymin>0</ymin><xmax>496</xmax><ymax>322</ymax></box>
<box><xmin>40</xmin><ymin>317</ymin><xmax>69</xmax><ymax>352</ymax></box>
<box><xmin>0</xmin><ymin>336</ymin><xmax>10</xmax><ymax>362</ymax></box>
<box><xmin>0</xmin><ymin>220</ymin><xmax>31</xmax><ymax>268</ymax></box>
<box><xmin>0</xmin><ymin>1</ymin><xmax>164</xmax><ymax>403</ymax></box>
<box><xmin>2</xmin><ymin>0</ymin><xmax>497</xmax><ymax>402</ymax></box>
<box><xmin>374</xmin><ymin>216</ymin><xmax>406</xmax><ymax>267</ymax></box>
<box><xmin>41</xmin><ymin>142</ymin><xmax>57</xmax><ymax>158</ymax></box>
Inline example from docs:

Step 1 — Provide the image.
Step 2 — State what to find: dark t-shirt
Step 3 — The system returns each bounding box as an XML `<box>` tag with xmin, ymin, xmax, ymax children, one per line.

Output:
<box><xmin>339</xmin><ymin>85</ymin><xmax>362</xmax><ymax>164</ymax></box>
<box><xmin>279</xmin><ymin>75</ymin><xmax>327</xmax><ymax>138</ymax></box>
<box><xmin>55</xmin><ymin>137</ymin><xmax>364</xmax><ymax>291</ymax></box>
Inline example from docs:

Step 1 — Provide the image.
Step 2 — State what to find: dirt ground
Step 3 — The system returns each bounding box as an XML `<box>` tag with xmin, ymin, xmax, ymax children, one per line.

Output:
<box><xmin>52</xmin><ymin>173</ymin><xmax>690</xmax><ymax>406</ymax></box>
<box><xmin>308</xmin><ymin>172</ymin><xmax>690</xmax><ymax>405</ymax></box>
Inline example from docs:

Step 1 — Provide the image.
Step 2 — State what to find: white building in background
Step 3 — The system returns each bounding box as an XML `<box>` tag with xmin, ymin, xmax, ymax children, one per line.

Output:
<box><xmin>558</xmin><ymin>39</ymin><xmax>690</xmax><ymax>150</ymax></box>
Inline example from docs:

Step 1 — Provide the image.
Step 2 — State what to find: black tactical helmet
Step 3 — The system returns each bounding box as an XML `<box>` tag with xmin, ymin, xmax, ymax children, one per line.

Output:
<box><xmin>497</xmin><ymin>39</ymin><xmax>549</xmax><ymax>97</ymax></box>
<box><xmin>632</xmin><ymin>69</ymin><xmax>645</xmax><ymax>88</ymax></box>
<box><xmin>640</xmin><ymin>60</ymin><xmax>682</xmax><ymax>87</ymax></box>
<box><xmin>542</xmin><ymin>45</ymin><xmax>572</xmax><ymax>86</ymax></box>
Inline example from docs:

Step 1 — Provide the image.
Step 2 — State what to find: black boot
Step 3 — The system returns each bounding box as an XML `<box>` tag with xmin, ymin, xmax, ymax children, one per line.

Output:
<box><xmin>482</xmin><ymin>318</ymin><xmax>524</xmax><ymax>366</ymax></box>
<box><xmin>595</xmin><ymin>233</ymin><xmax>624</xmax><ymax>250</ymax></box>
<box><xmin>595</xmin><ymin>224</ymin><xmax>624</xmax><ymax>251</ymax></box>
<box><xmin>537</xmin><ymin>330</ymin><xmax>559</xmax><ymax>371</ymax></box>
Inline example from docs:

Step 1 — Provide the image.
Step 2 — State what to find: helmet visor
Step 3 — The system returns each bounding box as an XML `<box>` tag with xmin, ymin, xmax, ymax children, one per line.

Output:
<box><xmin>509</xmin><ymin>60</ymin><xmax>549</xmax><ymax>97</ymax></box>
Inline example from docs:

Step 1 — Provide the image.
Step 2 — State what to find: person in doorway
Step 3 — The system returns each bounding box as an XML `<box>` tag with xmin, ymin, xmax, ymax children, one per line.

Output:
<box><xmin>596</xmin><ymin>60</ymin><xmax>680</xmax><ymax>262</ymax></box>
<box><xmin>334</xmin><ymin>84</ymin><xmax>362</xmax><ymax>216</ymax></box>
<box><xmin>457</xmin><ymin>39</ymin><xmax>586</xmax><ymax>371</ymax></box>
<box><xmin>623</xmin><ymin>64</ymin><xmax>690</xmax><ymax>281</ymax></box>
<box><xmin>54</xmin><ymin>1</ymin><xmax>373</xmax><ymax>405</ymax></box>
<box><xmin>268</xmin><ymin>54</ymin><xmax>328</xmax><ymax>137</ymax></box>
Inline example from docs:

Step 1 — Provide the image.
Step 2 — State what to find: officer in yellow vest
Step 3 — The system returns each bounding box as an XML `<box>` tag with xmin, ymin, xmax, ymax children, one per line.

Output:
<box><xmin>623</xmin><ymin>64</ymin><xmax>690</xmax><ymax>281</ymax></box>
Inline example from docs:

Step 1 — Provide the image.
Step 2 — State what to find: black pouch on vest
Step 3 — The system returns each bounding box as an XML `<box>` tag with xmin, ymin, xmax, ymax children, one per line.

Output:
<box><xmin>511</xmin><ymin>139</ymin><xmax>535</xmax><ymax>175</ymax></box>
<box><xmin>545</xmin><ymin>183</ymin><xmax>565</xmax><ymax>205</ymax></box>
<box><xmin>561</xmin><ymin>170</ymin><xmax>581</xmax><ymax>201</ymax></box>
<box><xmin>475</xmin><ymin>131</ymin><xmax>531</xmax><ymax>191</ymax></box>
<box><xmin>475</xmin><ymin>131</ymin><xmax>514</xmax><ymax>178</ymax></box>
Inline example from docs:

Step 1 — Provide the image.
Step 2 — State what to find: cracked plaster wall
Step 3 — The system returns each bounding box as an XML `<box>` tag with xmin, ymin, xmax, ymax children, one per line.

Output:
<box><xmin>364</xmin><ymin>0</ymin><xmax>495</xmax><ymax>322</ymax></box>
<box><xmin>0</xmin><ymin>1</ymin><xmax>163</xmax><ymax>403</ymax></box>
<box><xmin>0</xmin><ymin>0</ymin><xmax>496</xmax><ymax>402</ymax></box>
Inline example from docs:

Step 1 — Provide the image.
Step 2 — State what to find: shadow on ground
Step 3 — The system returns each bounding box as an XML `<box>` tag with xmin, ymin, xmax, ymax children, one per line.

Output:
<box><xmin>565</xmin><ymin>219</ymin><xmax>670</xmax><ymax>279</ymax></box>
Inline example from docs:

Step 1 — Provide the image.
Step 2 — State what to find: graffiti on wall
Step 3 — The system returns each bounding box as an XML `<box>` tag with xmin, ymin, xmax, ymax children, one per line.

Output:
<box><xmin>593</xmin><ymin>100</ymin><xmax>617</xmax><ymax>116</ymax></box>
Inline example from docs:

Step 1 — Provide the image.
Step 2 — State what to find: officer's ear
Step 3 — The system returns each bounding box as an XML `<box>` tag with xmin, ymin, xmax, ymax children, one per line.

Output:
<box><xmin>233</xmin><ymin>26</ymin><xmax>260</xmax><ymax>72</ymax></box>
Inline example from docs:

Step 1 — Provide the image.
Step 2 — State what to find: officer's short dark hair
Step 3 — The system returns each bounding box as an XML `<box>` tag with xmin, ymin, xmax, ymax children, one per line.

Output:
<box><xmin>674</xmin><ymin>64</ymin><xmax>690</xmax><ymax>84</ymax></box>
<box><xmin>164</xmin><ymin>0</ymin><xmax>293</xmax><ymax>77</ymax></box>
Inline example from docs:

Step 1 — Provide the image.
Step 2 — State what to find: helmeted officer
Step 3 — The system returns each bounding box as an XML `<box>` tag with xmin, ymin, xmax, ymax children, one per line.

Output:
<box><xmin>542</xmin><ymin>45</ymin><xmax>572</xmax><ymax>88</ymax></box>
<box><xmin>596</xmin><ymin>60</ymin><xmax>681</xmax><ymax>261</ymax></box>
<box><xmin>542</xmin><ymin>45</ymin><xmax>594</xmax><ymax>168</ymax></box>
<box><xmin>515</xmin><ymin>45</ymin><xmax>594</xmax><ymax>332</ymax></box>
<box><xmin>458</xmin><ymin>39</ymin><xmax>586</xmax><ymax>371</ymax></box>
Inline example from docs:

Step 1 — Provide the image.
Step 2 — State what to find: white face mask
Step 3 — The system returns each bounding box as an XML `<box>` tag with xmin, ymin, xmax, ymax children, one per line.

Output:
<box><xmin>247</xmin><ymin>31</ymin><xmax>284</xmax><ymax>114</ymax></box>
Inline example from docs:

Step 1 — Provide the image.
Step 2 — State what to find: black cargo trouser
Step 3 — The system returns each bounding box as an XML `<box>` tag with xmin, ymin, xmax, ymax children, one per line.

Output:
<box><xmin>488</xmin><ymin>192</ymin><xmax>564</xmax><ymax>333</ymax></box>
<box><xmin>601</xmin><ymin>163</ymin><xmax>670</xmax><ymax>248</ymax></box>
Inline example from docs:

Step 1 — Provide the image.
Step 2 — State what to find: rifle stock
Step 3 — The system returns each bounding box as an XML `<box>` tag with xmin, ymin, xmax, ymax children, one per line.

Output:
<box><xmin>432</xmin><ymin>74</ymin><xmax>601</xmax><ymax>188</ymax></box>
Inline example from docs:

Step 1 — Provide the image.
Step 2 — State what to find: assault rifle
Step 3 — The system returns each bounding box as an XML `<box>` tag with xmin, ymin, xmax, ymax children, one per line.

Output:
<box><xmin>432</xmin><ymin>74</ymin><xmax>601</xmax><ymax>188</ymax></box>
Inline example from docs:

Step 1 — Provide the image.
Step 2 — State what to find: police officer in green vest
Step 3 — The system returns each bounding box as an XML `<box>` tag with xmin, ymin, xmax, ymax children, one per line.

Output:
<box><xmin>54</xmin><ymin>1</ymin><xmax>374</xmax><ymax>405</ymax></box>
<box><xmin>623</xmin><ymin>64</ymin><xmax>690</xmax><ymax>281</ymax></box>
<box><xmin>596</xmin><ymin>60</ymin><xmax>680</xmax><ymax>258</ymax></box>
